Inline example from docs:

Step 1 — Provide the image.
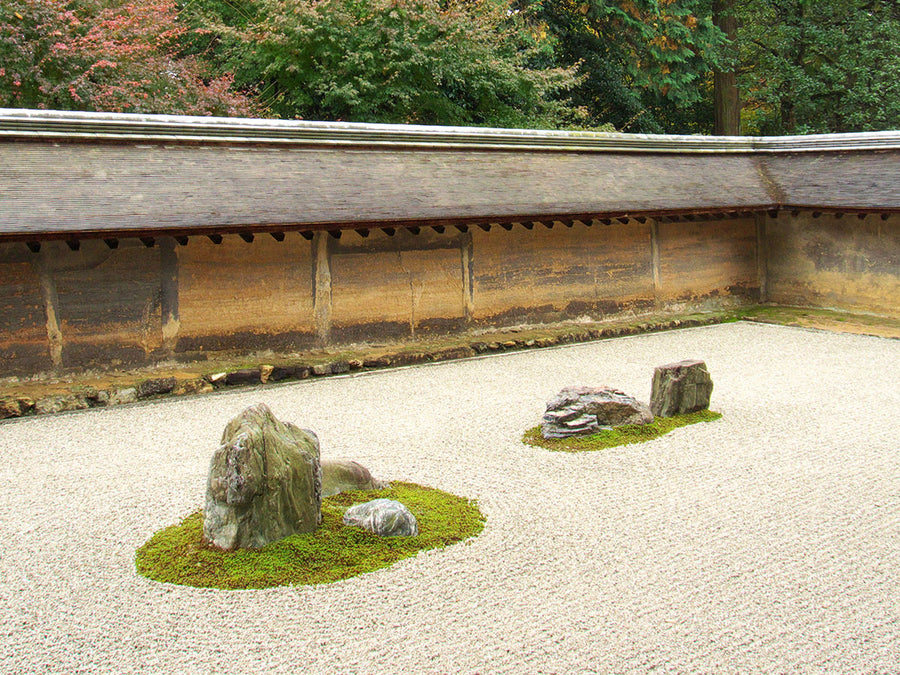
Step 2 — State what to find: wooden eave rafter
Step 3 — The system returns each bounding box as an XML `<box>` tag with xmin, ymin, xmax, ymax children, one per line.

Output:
<box><xmin>5</xmin><ymin>205</ymin><xmax>899</xmax><ymax>248</ymax></box>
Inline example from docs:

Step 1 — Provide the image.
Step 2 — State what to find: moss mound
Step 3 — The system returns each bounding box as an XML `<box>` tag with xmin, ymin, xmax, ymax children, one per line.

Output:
<box><xmin>522</xmin><ymin>409</ymin><xmax>722</xmax><ymax>452</ymax></box>
<box><xmin>136</xmin><ymin>481</ymin><xmax>484</xmax><ymax>589</ymax></box>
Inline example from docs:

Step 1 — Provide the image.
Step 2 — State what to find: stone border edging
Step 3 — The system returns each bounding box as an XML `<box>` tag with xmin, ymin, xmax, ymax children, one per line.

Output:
<box><xmin>0</xmin><ymin>316</ymin><xmax>727</xmax><ymax>421</ymax></box>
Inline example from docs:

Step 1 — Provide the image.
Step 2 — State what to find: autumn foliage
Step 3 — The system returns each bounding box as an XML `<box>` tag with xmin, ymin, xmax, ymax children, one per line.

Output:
<box><xmin>0</xmin><ymin>0</ymin><xmax>257</xmax><ymax>115</ymax></box>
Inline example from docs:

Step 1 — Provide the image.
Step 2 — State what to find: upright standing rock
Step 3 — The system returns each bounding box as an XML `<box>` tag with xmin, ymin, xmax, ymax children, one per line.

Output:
<box><xmin>650</xmin><ymin>360</ymin><xmax>713</xmax><ymax>417</ymax></box>
<box><xmin>203</xmin><ymin>403</ymin><xmax>322</xmax><ymax>550</ymax></box>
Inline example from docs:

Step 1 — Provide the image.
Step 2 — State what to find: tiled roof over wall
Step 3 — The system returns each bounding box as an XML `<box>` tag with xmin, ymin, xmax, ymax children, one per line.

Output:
<box><xmin>2</xmin><ymin>108</ymin><xmax>900</xmax><ymax>243</ymax></box>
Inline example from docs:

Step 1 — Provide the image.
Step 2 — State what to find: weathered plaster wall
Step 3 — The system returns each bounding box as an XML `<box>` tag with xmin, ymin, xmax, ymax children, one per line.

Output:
<box><xmin>329</xmin><ymin>229</ymin><xmax>467</xmax><ymax>342</ymax></box>
<box><xmin>176</xmin><ymin>234</ymin><xmax>315</xmax><ymax>352</ymax></box>
<box><xmin>0</xmin><ymin>244</ymin><xmax>50</xmax><ymax>374</ymax></box>
<box><xmin>472</xmin><ymin>221</ymin><xmax>655</xmax><ymax>323</ymax></box>
<box><xmin>4</xmin><ymin>213</ymin><xmax>893</xmax><ymax>376</ymax></box>
<box><xmin>50</xmin><ymin>240</ymin><xmax>163</xmax><ymax>369</ymax></box>
<box><xmin>0</xmin><ymin>240</ymin><xmax>164</xmax><ymax>372</ymax></box>
<box><xmin>766</xmin><ymin>213</ymin><xmax>900</xmax><ymax>315</ymax></box>
<box><xmin>656</xmin><ymin>218</ymin><xmax>759</xmax><ymax>306</ymax></box>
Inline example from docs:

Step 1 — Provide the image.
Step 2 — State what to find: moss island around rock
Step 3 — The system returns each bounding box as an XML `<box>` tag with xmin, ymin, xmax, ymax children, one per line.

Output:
<box><xmin>523</xmin><ymin>410</ymin><xmax>722</xmax><ymax>452</ymax></box>
<box><xmin>136</xmin><ymin>482</ymin><xmax>485</xmax><ymax>590</ymax></box>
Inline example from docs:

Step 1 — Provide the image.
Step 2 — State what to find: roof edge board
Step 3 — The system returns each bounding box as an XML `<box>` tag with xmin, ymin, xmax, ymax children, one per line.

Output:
<box><xmin>3</xmin><ymin>108</ymin><xmax>900</xmax><ymax>154</ymax></box>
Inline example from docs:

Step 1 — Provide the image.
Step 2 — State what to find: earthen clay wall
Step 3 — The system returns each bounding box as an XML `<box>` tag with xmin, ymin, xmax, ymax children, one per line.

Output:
<box><xmin>472</xmin><ymin>221</ymin><xmax>656</xmax><ymax>324</ymax></box>
<box><xmin>765</xmin><ymin>213</ymin><xmax>900</xmax><ymax>315</ymax></box>
<box><xmin>1</xmin><ymin>213</ymin><xmax>897</xmax><ymax>376</ymax></box>
<box><xmin>657</xmin><ymin>219</ymin><xmax>759</xmax><ymax>305</ymax></box>
<box><xmin>0</xmin><ymin>217</ymin><xmax>769</xmax><ymax>376</ymax></box>
<box><xmin>176</xmin><ymin>235</ymin><xmax>316</xmax><ymax>352</ymax></box>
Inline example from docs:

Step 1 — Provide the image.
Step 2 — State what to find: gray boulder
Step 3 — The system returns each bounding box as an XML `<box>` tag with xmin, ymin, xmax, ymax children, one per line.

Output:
<box><xmin>343</xmin><ymin>499</ymin><xmax>418</xmax><ymax>537</ymax></box>
<box><xmin>542</xmin><ymin>385</ymin><xmax>653</xmax><ymax>439</ymax></box>
<box><xmin>650</xmin><ymin>360</ymin><xmax>713</xmax><ymax>417</ymax></box>
<box><xmin>321</xmin><ymin>459</ymin><xmax>389</xmax><ymax>497</ymax></box>
<box><xmin>203</xmin><ymin>403</ymin><xmax>322</xmax><ymax>550</ymax></box>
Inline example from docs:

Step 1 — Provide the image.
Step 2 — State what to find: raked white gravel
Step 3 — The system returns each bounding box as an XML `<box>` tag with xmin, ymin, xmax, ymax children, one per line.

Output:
<box><xmin>1</xmin><ymin>322</ymin><xmax>899</xmax><ymax>674</ymax></box>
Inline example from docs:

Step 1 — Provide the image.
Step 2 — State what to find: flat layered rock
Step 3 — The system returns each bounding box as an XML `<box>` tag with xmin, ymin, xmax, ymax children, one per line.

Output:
<box><xmin>542</xmin><ymin>385</ymin><xmax>653</xmax><ymax>439</ymax></box>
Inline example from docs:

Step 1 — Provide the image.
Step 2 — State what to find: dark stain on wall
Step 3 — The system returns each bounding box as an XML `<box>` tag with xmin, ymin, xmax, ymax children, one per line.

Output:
<box><xmin>574</xmin><ymin>298</ymin><xmax>657</xmax><ymax>315</ymax></box>
<box><xmin>472</xmin><ymin>304</ymin><xmax>562</xmax><ymax>327</ymax></box>
<box><xmin>472</xmin><ymin>298</ymin><xmax>654</xmax><ymax>327</ymax></box>
<box><xmin>802</xmin><ymin>223</ymin><xmax>900</xmax><ymax>275</ymax></box>
<box><xmin>726</xmin><ymin>283</ymin><xmax>760</xmax><ymax>299</ymax></box>
<box><xmin>174</xmin><ymin>330</ymin><xmax>318</xmax><ymax>354</ymax></box>
<box><xmin>803</xmin><ymin>237</ymin><xmax>847</xmax><ymax>273</ymax></box>
<box><xmin>0</xmin><ymin>343</ymin><xmax>52</xmax><ymax>376</ymax></box>
<box><xmin>62</xmin><ymin>342</ymin><xmax>155</xmax><ymax>370</ymax></box>
<box><xmin>331</xmin><ymin>317</ymin><xmax>468</xmax><ymax>343</ymax></box>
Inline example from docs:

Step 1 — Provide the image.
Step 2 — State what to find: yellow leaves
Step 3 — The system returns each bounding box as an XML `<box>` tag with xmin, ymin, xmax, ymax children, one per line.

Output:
<box><xmin>621</xmin><ymin>0</ymin><xmax>640</xmax><ymax>20</ymax></box>
<box><xmin>14</xmin><ymin>12</ymin><xmax>24</xmax><ymax>20</ymax></box>
<box><xmin>578</xmin><ymin>3</ymin><xmax>589</xmax><ymax>15</ymax></box>
<box><xmin>650</xmin><ymin>35</ymin><xmax>681</xmax><ymax>52</ymax></box>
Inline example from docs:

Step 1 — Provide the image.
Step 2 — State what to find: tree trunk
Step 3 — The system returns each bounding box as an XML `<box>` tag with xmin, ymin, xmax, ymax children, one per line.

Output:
<box><xmin>713</xmin><ymin>0</ymin><xmax>741</xmax><ymax>136</ymax></box>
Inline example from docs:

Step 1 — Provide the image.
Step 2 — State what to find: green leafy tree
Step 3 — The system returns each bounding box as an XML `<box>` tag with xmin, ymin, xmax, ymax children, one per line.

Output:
<box><xmin>515</xmin><ymin>0</ymin><xmax>725</xmax><ymax>133</ymax></box>
<box><xmin>186</xmin><ymin>0</ymin><xmax>585</xmax><ymax>128</ymax></box>
<box><xmin>737</xmin><ymin>0</ymin><xmax>900</xmax><ymax>134</ymax></box>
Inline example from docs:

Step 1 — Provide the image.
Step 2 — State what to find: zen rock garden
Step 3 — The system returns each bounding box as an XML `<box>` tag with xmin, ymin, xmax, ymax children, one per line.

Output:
<box><xmin>138</xmin><ymin>359</ymin><xmax>718</xmax><ymax>590</ymax></box>
<box><xmin>542</xmin><ymin>359</ymin><xmax>713</xmax><ymax>439</ymax></box>
<box><xmin>204</xmin><ymin>402</ymin><xmax>415</xmax><ymax>551</ymax></box>
<box><xmin>200</xmin><ymin>361</ymin><xmax>712</xmax><ymax>550</ymax></box>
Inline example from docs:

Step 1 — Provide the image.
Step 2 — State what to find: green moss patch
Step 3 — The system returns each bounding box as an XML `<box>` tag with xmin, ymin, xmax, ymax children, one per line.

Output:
<box><xmin>135</xmin><ymin>481</ymin><xmax>484</xmax><ymax>590</ymax></box>
<box><xmin>522</xmin><ymin>409</ymin><xmax>722</xmax><ymax>452</ymax></box>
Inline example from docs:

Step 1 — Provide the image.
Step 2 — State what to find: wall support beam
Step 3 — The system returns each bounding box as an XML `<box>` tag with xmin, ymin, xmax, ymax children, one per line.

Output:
<box><xmin>756</xmin><ymin>213</ymin><xmax>768</xmax><ymax>303</ymax></box>
<box><xmin>159</xmin><ymin>237</ymin><xmax>180</xmax><ymax>355</ymax></box>
<box><xmin>649</xmin><ymin>219</ymin><xmax>662</xmax><ymax>301</ymax></box>
<box><xmin>313</xmin><ymin>232</ymin><xmax>333</xmax><ymax>343</ymax></box>
<box><xmin>35</xmin><ymin>255</ymin><xmax>64</xmax><ymax>369</ymax></box>
<box><xmin>460</xmin><ymin>232</ymin><xmax>475</xmax><ymax>322</ymax></box>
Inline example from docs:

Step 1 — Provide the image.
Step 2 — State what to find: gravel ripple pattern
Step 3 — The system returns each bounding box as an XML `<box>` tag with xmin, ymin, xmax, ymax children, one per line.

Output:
<box><xmin>1</xmin><ymin>322</ymin><xmax>898</xmax><ymax>674</ymax></box>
